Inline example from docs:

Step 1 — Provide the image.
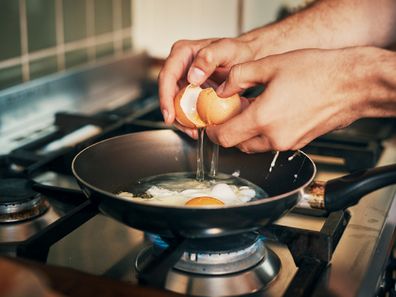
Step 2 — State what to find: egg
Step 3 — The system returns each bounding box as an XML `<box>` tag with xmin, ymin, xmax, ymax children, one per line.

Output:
<box><xmin>211</xmin><ymin>183</ymin><xmax>237</xmax><ymax>202</ymax></box>
<box><xmin>174</xmin><ymin>85</ymin><xmax>206</xmax><ymax>128</ymax></box>
<box><xmin>196</xmin><ymin>88</ymin><xmax>241</xmax><ymax>125</ymax></box>
<box><xmin>118</xmin><ymin>183</ymin><xmax>256</xmax><ymax>207</ymax></box>
<box><xmin>185</xmin><ymin>196</ymin><xmax>225</xmax><ymax>206</ymax></box>
<box><xmin>174</xmin><ymin>84</ymin><xmax>241</xmax><ymax>128</ymax></box>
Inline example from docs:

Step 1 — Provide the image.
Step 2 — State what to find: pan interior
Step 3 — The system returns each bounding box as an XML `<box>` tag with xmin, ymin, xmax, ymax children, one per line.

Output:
<box><xmin>73</xmin><ymin>130</ymin><xmax>315</xmax><ymax>202</ymax></box>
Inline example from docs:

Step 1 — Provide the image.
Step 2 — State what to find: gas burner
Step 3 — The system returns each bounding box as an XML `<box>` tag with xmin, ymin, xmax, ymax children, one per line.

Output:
<box><xmin>136</xmin><ymin>233</ymin><xmax>293</xmax><ymax>297</ymax></box>
<box><xmin>171</xmin><ymin>233</ymin><xmax>270</xmax><ymax>275</ymax></box>
<box><xmin>0</xmin><ymin>179</ymin><xmax>50</xmax><ymax>223</ymax></box>
<box><xmin>175</xmin><ymin>237</ymin><xmax>267</xmax><ymax>275</ymax></box>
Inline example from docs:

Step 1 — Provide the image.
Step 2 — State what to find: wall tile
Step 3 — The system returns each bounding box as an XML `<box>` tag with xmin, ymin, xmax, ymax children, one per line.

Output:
<box><xmin>122</xmin><ymin>0</ymin><xmax>132</xmax><ymax>28</ymax></box>
<box><xmin>63</xmin><ymin>0</ymin><xmax>87</xmax><ymax>43</ymax></box>
<box><xmin>0</xmin><ymin>0</ymin><xmax>21</xmax><ymax>61</ymax></box>
<box><xmin>0</xmin><ymin>0</ymin><xmax>134</xmax><ymax>87</ymax></box>
<box><xmin>26</xmin><ymin>0</ymin><xmax>56</xmax><ymax>52</ymax></box>
<box><xmin>29</xmin><ymin>56</ymin><xmax>58</xmax><ymax>79</ymax></box>
<box><xmin>65</xmin><ymin>49</ymin><xmax>89</xmax><ymax>69</ymax></box>
<box><xmin>0</xmin><ymin>65</ymin><xmax>23</xmax><ymax>90</ymax></box>
<box><xmin>96</xmin><ymin>42</ymin><xmax>114</xmax><ymax>59</ymax></box>
<box><xmin>94</xmin><ymin>0</ymin><xmax>113</xmax><ymax>35</ymax></box>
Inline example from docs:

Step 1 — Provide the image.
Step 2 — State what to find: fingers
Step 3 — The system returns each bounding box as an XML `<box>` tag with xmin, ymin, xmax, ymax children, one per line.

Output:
<box><xmin>187</xmin><ymin>38</ymin><xmax>250</xmax><ymax>86</ymax></box>
<box><xmin>158</xmin><ymin>42</ymin><xmax>192</xmax><ymax>125</ymax></box>
<box><xmin>236</xmin><ymin>135</ymin><xmax>271</xmax><ymax>153</ymax></box>
<box><xmin>216</xmin><ymin>57</ymin><xmax>277</xmax><ymax>98</ymax></box>
<box><xmin>159</xmin><ymin>39</ymin><xmax>214</xmax><ymax>125</ymax></box>
<box><xmin>201</xmin><ymin>78</ymin><xmax>219</xmax><ymax>89</ymax></box>
<box><xmin>173</xmin><ymin>122</ymin><xmax>198</xmax><ymax>139</ymax></box>
<box><xmin>205</xmin><ymin>103</ymin><xmax>259</xmax><ymax>148</ymax></box>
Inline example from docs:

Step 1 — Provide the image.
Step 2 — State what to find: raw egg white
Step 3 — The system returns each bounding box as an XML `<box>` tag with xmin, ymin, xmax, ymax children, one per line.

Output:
<box><xmin>174</xmin><ymin>84</ymin><xmax>241</xmax><ymax>128</ymax></box>
<box><xmin>118</xmin><ymin>183</ymin><xmax>256</xmax><ymax>207</ymax></box>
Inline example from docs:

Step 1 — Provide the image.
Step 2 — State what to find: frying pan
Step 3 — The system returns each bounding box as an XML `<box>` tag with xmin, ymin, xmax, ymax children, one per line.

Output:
<box><xmin>72</xmin><ymin>130</ymin><xmax>396</xmax><ymax>238</ymax></box>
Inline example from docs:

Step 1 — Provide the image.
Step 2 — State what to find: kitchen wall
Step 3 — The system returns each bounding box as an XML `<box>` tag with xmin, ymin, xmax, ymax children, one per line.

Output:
<box><xmin>132</xmin><ymin>0</ymin><xmax>307</xmax><ymax>58</ymax></box>
<box><xmin>0</xmin><ymin>0</ymin><xmax>133</xmax><ymax>90</ymax></box>
<box><xmin>0</xmin><ymin>0</ymin><xmax>307</xmax><ymax>91</ymax></box>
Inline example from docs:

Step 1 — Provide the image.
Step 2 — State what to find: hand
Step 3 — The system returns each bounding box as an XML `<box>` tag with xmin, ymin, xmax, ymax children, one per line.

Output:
<box><xmin>158</xmin><ymin>37</ymin><xmax>256</xmax><ymax>137</ymax></box>
<box><xmin>206</xmin><ymin>47</ymin><xmax>371</xmax><ymax>152</ymax></box>
<box><xmin>0</xmin><ymin>258</ymin><xmax>63</xmax><ymax>297</ymax></box>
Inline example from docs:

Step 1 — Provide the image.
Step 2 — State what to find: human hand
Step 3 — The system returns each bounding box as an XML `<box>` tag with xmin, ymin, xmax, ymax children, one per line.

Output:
<box><xmin>158</xmin><ymin>37</ymin><xmax>256</xmax><ymax>138</ymax></box>
<box><xmin>206</xmin><ymin>48</ymin><xmax>370</xmax><ymax>152</ymax></box>
<box><xmin>0</xmin><ymin>258</ymin><xmax>63</xmax><ymax>297</ymax></box>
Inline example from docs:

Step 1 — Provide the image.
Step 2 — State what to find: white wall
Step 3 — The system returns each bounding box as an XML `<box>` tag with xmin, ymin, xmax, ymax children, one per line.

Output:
<box><xmin>133</xmin><ymin>0</ymin><xmax>239</xmax><ymax>58</ymax></box>
<box><xmin>243</xmin><ymin>0</ymin><xmax>280</xmax><ymax>32</ymax></box>
<box><xmin>133</xmin><ymin>0</ymin><xmax>306</xmax><ymax>58</ymax></box>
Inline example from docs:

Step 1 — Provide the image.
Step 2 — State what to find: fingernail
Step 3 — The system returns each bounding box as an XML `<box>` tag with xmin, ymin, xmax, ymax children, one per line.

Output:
<box><xmin>216</xmin><ymin>82</ymin><xmax>225</xmax><ymax>96</ymax></box>
<box><xmin>188</xmin><ymin>67</ymin><xmax>205</xmax><ymax>85</ymax></box>
<box><xmin>162</xmin><ymin>109</ymin><xmax>169</xmax><ymax>123</ymax></box>
<box><xmin>185</xmin><ymin>129</ymin><xmax>194</xmax><ymax>138</ymax></box>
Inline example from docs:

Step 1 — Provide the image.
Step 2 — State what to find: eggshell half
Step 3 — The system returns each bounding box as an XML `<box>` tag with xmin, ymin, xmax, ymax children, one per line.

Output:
<box><xmin>197</xmin><ymin>88</ymin><xmax>241</xmax><ymax>125</ymax></box>
<box><xmin>174</xmin><ymin>85</ymin><xmax>206</xmax><ymax>128</ymax></box>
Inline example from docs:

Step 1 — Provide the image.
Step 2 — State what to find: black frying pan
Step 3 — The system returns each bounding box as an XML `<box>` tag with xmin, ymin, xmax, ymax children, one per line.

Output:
<box><xmin>72</xmin><ymin>130</ymin><xmax>396</xmax><ymax>238</ymax></box>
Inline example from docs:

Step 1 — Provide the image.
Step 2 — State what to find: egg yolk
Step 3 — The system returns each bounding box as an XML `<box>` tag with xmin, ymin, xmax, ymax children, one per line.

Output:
<box><xmin>185</xmin><ymin>196</ymin><xmax>225</xmax><ymax>206</ymax></box>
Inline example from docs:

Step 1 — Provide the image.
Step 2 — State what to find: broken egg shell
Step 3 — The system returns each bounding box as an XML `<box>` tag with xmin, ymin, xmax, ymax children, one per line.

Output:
<box><xmin>197</xmin><ymin>88</ymin><xmax>241</xmax><ymax>125</ymax></box>
<box><xmin>174</xmin><ymin>84</ymin><xmax>242</xmax><ymax>128</ymax></box>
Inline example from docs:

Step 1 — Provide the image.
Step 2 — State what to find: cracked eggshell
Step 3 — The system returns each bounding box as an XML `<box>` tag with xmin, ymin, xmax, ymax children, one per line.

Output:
<box><xmin>174</xmin><ymin>84</ymin><xmax>206</xmax><ymax>128</ymax></box>
<box><xmin>175</xmin><ymin>84</ymin><xmax>242</xmax><ymax>128</ymax></box>
<box><xmin>197</xmin><ymin>88</ymin><xmax>241</xmax><ymax>125</ymax></box>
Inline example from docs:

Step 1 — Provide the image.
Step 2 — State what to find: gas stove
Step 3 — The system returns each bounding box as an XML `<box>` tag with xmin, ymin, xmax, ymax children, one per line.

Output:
<box><xmin>0</xmin><ymin>54</ymin><xmax>395</xmax><ymax>297</ymax></box>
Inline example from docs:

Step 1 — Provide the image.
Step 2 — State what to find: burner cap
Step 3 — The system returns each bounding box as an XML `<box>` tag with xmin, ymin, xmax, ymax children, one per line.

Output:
<box><xmin>186</xmin><ymin>232</ymin><xmax>260</xmax><ymax>253</ymax></box>
<box><xmin>158</xmin><ymin>232</ymin><xmax>260</xmax><ymax>254</ymax></box>
<box><xmin>0</xmin><ymin>178</ymin><xmax>37</xmax><ymax>203</ymax></box>
<box><xmin>0</xmin><ymin>178</ymin><xmax>49</xmax><ymax>223</ymax></box>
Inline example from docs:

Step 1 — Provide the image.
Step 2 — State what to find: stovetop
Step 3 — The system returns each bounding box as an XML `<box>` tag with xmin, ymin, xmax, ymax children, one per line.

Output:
<box><xmin>0</xmin><ymin>54</ymin><xmax>396</xmax><ymax>297</ymax></box>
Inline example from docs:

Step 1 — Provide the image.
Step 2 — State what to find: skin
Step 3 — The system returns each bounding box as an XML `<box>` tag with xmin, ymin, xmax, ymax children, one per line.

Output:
<box><xmin>0</xmin><ymin>258</ymin><xmax>62</xmax><ymax>297</ymax></box>
<box><xmin>208</xmin><ymin>47</ymin><xmax>396</xmax><ymax>152</ymax></box>
<box><xmin>158</xmin><ymin>37</ymin><xmax>255</xmax><ymax>138</ymax></box>
<box><xmin>158</xmin><ymin>0</ymin><xmax>396</xmax><ymax>151</ymax></box>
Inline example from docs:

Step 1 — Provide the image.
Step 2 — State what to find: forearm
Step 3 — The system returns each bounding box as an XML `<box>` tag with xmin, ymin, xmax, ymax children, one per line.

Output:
<box><xmin>239</xmin><ymin>0</ymin><xmax>396</xmax><ymax>58</ymax></box>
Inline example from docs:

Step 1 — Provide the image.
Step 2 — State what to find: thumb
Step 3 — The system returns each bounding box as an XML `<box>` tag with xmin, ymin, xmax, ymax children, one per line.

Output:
<box><xmin>216</xmin><ymin>58</ymin><xmax>276</xmax><ymax>98</ymax></box>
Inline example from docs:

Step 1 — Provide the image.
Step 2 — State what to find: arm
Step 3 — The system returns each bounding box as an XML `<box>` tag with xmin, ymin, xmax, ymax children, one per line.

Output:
<box><xmin>188</xmin><ymin>0</ymin><xmax>396</xmax><ymax>85</ymax></box>
<box><xmin>241</xmin><ymin>0</ymin><xmax>396</xmax><ymax>58</ymax></box>
<box><xmin>158</xmin><ymin>0</ymin><xmax>396</xmax><ymax>133</ymax></box>
<box><xmin>206</xmin><ymin>47</ymin><xmax>396</xmax><ymax>152</ymax></box>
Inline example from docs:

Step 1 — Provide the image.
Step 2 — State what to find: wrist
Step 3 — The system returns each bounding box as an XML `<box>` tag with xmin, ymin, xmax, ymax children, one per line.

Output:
<box><xmin>356</xmin><ymin>48</ymin><xmax>396</xmax><ymax>118</ymax></box>
<box><xmin>237</xmin><ymin>15</ymin><xmax>314</xmax><ymax>60</ymax></box>
<box><xmin>237</xmin><ymin>28</ymin><xmax>266</xmax><ymax>60</ymax></box>
<box><xmin>238</xmin><ymin>26</ymin><xmax>288</xmax><ymax>60</ymax></box>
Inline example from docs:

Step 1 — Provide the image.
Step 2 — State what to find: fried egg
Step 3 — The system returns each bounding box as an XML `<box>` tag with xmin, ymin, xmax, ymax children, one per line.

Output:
<box><xmin>118</xmin><ymin>183</ymin><xmax>256</xmax><ymax>207</ymax></box>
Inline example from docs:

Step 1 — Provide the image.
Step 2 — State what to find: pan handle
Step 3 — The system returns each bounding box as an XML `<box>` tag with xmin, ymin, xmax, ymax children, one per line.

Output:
<box><xmin>324</xmin><ymin>164</ymin><xmax>396</xmax><ymax>212</ymax></box>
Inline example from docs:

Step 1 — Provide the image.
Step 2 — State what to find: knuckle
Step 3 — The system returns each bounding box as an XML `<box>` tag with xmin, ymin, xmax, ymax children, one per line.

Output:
<box><xmin>196</xmin><ymin>47</ymin><xmax>213</xmax><ymax>65</ymax></box>
<box><xmin>270</xmin><ymin>138</ymin><xmax>292</xmax><ymax>152</ymax></box>
<box><xmin>292</xmin><ymin>138</ymin><xmax>311</xmax><ymax>150</ymax></box>
<box><xmin>237</xmin><ymin>143</ymin><xmax>250</xmax><ymax>153</ymax></box>
<box><xmin>217</xmin><ymin>38</ymin><xmax>234</xmax><ymax>48</ymax></box>
<box><xmin>171</xmin><ymin>39</ymin><xmax>188</xmax><ymax>51</ymax></box>
<box><xmin>291</xmin><ymin>144</ymin><xmax>303</xmax><ymax>151</ymax></box>
<box><xmin>251</xmin><ymin>109</ymin><xmax>266</xmax><ymax>131</ymax></box>
<box><xmin>217</xmin><ymin>133</ymin><xmax>233</xmax><ymax>148</ymax></box>
<box><xmin>229</xmin><ymin>64</ymin><xmax>242</xmax><ymax>84</ymax></box>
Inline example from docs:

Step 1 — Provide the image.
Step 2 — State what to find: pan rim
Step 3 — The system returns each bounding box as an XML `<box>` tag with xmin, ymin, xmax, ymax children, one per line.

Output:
<box><xmin>71</xmin><ymin>130</ymin><xmax>317</xmax><ymax>210</ymax></box>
